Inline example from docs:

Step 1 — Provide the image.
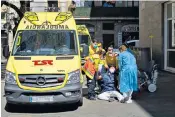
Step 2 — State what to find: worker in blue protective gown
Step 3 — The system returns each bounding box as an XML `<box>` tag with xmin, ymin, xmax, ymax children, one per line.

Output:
<box><xmin>118</xmin><ymin>44</ymin><xmax>138</xmax><ymax>104</ymax></box>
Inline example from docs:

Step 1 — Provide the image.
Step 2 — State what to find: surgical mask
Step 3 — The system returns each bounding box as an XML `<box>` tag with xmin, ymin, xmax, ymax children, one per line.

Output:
<box><xmin>94</xmin><ymin>45</ymin><xmax>98</xmax><ymax>49</ymax></box>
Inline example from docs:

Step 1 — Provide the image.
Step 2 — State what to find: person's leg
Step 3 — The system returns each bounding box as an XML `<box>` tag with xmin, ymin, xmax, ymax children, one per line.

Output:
<box><xmin>88</xmin><ymin>74</ymin><xmax>96</xmax><ymax>100</ymax></box>
<box><xmin>123</xmin><ymin>92</ymin><xmax>127</xmax><ymax>98</ymax></box>
<box><xmin>126</xmin><ymin>90</ymin><xmax>133</xmax><ymax>103</ymax></box>
<box><xmin>87</xmin><ymin>75</ymin><xmax>96</xmax><ymax>100</ymax></box>
<box><xmin>111</xmin><ymin>91</ymin><xmax>124</xmax><ymax>102</ymax></box>
<box><xmin>87</xmin><ymin>76</ymin><xmax>93</xmax><ymax>98</ymax></box>
<box><xmin>123</xmin><ymin>90</ymin><xmax>133</xmax><ymax>103</ymax></box>
<box><xmin>97</xmin><ymin>79</ymin><xmax>102</xmax><ymax>91</ymax></box>
<box><xmin>97</xmin><ymin>92</ymin><xmax>110</xmax><ymax>101</ymax></box>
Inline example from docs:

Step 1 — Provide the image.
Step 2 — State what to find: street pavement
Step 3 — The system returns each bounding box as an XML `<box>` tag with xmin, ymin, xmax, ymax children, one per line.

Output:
<box><xmin>1</xmin><ymin>72</ymin><xmax>175</xmax><ymax>117</ymax></box>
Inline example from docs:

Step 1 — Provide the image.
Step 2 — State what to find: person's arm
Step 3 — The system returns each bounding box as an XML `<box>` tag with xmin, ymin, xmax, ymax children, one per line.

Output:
<box><xmin>105</xmin><ymin>56</ymin><xmax>109</xmax><ymax>69</ymax></box>
<box><xmin>104</xmin><ymin>60</ymin><xmax>108</xmax><ymax>69</ymax></box>
<box><xmin>98</xmin><ymin>75</ymin><xmax>102</xmax><ymax>80</ymax></box>
<box><xmin>116</xmin><ymin>59</ymin><xmax>119</xmax><ymax>70</ymax></box>
<box><xmin>118</xmin><ymin>54</ymin><xmax>123</xmax><ymax>71</ymax></box>
<box><xmin>102</xmin><ymin>49</ymin><xmax>106</xmax><ymax>54</ymax></box>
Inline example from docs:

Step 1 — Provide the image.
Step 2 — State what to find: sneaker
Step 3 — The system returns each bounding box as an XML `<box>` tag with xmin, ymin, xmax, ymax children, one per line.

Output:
<box><xmin>125</xmin><ymin>99</ymin><xmax>133</xmax><ymax>104</ymax></box>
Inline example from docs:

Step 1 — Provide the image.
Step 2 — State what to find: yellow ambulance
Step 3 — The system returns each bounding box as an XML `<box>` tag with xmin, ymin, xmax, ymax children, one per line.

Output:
<box><xmin>76</xmin><ymin>25</ymin><xmax>92</xmax><ymax>65</ymax></box>
<box><xmin>3</xmin><ymin>12</ymin><xmax>89</xmax><ymax>107</ymax></box>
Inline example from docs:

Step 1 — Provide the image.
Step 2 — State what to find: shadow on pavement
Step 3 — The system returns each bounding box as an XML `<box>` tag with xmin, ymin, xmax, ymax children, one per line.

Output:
<box><xmin>134</xmin><ymin>72</ymin><xmax>175</xmax><ymax>117</ymax></box>
<box><xmin>5</xmin><ymin>103</ymin><xmax>79</xmax><ymax>113</ymax></box>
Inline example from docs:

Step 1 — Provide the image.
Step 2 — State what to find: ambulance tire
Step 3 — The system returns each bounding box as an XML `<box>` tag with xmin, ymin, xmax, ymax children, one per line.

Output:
<box><xmin>6</xmin><ymin>103</ymin><xmax>16</xmax><ymax>112</ymax></box>
<box><xmin>78</xmin><ymin>96</ymin><xmax>83</xmax><ymax>107</ymax></box>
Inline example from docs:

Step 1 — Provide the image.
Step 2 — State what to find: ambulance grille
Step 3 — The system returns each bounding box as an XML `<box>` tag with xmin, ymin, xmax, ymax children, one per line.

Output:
<box><xmin>18</xmin><ymin>74</ymin><xmax>65</xmax><ymax>88</ymax></box>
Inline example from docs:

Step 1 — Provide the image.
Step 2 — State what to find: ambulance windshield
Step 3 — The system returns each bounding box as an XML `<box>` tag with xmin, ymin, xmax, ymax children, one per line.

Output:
<box><xmin>12</xmin><ymin>30</ymin><xmax>78</xmax><ymax>56</ymax></box>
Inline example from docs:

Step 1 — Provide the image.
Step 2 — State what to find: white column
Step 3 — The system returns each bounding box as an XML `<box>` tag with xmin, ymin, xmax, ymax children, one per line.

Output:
<box><xmin>59</xmin><ymin>0</ymin><xmax>69</xmax><ymax>12</ymax></box>
<box><xmin>8</xmin><ymin>31</ymin><xmax>14</xmax><ymax>52</ymax></box>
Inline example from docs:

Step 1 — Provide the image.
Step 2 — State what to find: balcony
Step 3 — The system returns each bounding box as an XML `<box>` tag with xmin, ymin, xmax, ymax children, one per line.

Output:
<box><xmin>73</xmin><ymin>7</ymin><xmax>139</xmax><ymax>19</ymax></box>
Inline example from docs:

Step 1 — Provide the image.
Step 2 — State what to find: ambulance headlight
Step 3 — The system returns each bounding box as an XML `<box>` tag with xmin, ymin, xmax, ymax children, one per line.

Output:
<box><xmin>67</xmin><ymin>70</ymin><xmax>80</xmax><ymax>84</ymax></box>
<box><xmin>5</xmin><ymin>71</ymin><xmax>16</xmax><ymax>84</ymax></box>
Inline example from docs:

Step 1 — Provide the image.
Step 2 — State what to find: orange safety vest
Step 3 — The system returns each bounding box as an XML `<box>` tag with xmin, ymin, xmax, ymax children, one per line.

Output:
<box><xmin>82</xmin><ymin>58</ymin><xmax>96</xmax><ymax>79</ymax></box>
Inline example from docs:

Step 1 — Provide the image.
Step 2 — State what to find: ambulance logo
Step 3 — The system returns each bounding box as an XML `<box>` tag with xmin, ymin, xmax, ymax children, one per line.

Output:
<box><xmin>32</xmin><ymin>60</ymin><xmax>53</xmax><ymax>66</ymax></box>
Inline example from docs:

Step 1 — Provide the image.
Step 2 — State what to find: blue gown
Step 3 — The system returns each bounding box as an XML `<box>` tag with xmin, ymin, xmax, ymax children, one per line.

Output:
<box><xmin>118</xmin><ymin>50</ymin><xmax>138</xmax><ymax>93</ymax></box>
<box><xmin>127</xmin><ymin>48</ymin><xmax>135</xmax><ymax>55</ymax></box>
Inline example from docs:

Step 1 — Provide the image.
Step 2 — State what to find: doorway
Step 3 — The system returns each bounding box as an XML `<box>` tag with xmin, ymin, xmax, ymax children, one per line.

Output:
<box><xmin>103</xmin><ymin>34</ymin><xmax>114</xmax><ymax>50</ymax></box>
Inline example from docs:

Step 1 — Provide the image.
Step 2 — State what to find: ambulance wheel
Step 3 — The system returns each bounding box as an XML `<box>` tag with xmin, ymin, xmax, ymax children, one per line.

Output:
<box><xmin>6</xmin><ymin>103</ymin><xmax>16</xmax><ymax>112</ymax></box>
<box><xmin>78</xmin><ymin>96</ymin><xmax>83</xmax><ymax>106</ymax></box>
<box><xmin>148</xmin><ymin>84</ymin><xmax>157</xmax><ymax>93</ymax></box>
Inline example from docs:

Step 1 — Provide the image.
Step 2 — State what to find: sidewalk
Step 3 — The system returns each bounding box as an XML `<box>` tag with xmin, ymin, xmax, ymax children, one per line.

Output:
<box><xmin>1</xmin><ymin>71</ymin><xmax>175</xmax><ymax>117</ymax></box>
<box><xmin>134</xmin><ymin>71</ymin><xmax>175</xmax><ymax>117</ymax></box>
<box><xmin>1</xmin><ymin>61</ymin><xmax>6</xmax><ymax>80</ymax></box>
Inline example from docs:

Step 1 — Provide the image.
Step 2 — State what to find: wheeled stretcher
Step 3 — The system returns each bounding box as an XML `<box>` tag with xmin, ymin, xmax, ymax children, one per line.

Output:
<box><xmin>138</xmin><ymin>60</ymin><xmax>158</xmax><ymax>92</ymax></box>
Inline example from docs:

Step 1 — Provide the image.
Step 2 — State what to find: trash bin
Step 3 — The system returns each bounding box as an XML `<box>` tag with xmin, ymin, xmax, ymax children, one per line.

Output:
<box><xmin>132</xmin><ymin>47</ymin><xmax>151</xmax><ymax>70</ymax></box>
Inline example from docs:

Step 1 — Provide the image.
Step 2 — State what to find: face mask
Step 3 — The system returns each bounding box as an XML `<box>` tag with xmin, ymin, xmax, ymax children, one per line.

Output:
<box><xmin>94</xmin><ymin>45</ymin><xmax>98</xmax><ymax>49</ymax></box>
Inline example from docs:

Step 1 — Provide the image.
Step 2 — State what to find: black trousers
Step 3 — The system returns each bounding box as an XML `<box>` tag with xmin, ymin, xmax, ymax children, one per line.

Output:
<box><xmin>87</xmin><ymin>73</ymin><xmax>97</xmax><ymax>98</ymax></box>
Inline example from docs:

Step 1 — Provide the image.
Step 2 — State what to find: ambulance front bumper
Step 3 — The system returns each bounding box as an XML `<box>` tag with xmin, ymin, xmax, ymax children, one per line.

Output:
<box><xmin>4</xmin><ymin>83</ymin><xmax>82</xmax><ymax>105</ymax></box>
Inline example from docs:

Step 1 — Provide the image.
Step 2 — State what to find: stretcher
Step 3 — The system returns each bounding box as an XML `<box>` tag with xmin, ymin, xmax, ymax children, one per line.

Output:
<box><xmin>138</xmin><ymin>60</ymin><xmax>158</xmax><ymax>93</ymax></box>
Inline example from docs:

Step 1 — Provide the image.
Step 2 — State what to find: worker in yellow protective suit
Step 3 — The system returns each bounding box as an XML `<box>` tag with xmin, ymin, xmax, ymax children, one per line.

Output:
<box><xmin>83</xmin><ymin>39</ymin><xmax>100</xmax><ymax>100</ymax></box>
<box><xmin>105</xmin><ymin>46</ymin><xmax>119</xmax><ymax>88</ymax></box>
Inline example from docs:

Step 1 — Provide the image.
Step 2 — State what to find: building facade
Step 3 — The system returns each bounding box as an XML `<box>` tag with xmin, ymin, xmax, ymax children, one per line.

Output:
<box><xmin>139</xmin><ymin>1</ymin><xmax>175</xmax><ymax>72</ymax></box>
<box><xmin>73</xmin><ymin>1</ymin><xmax>139</xmax><ymax>50</ymax></box>
<box><xmin>1</xmin><ymin>0</ymin><xmax>139</xmax><ymax>56</ymax></box>
<box><xmin>1</xmin><ymin>0</ymin><xmax>70</xmax><ymax>61</ymax></box>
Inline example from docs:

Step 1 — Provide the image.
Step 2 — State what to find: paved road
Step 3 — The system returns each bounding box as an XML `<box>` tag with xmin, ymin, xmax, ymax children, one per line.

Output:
<box><xmin>1</xmin><ymin>82</ymin><xmax>152</xmax><ymax>117</ymax></box>
<box><xmin>1</xmin><ymin>72</ymin><xmax>175</xmax><ymax>117</ymax></box>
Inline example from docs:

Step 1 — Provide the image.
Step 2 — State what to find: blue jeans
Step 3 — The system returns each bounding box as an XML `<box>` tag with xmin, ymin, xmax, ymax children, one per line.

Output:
<box><xmin>87</xmin><ymin>73</ymin><xmax>97</xmax><ymax>98</ymax></box>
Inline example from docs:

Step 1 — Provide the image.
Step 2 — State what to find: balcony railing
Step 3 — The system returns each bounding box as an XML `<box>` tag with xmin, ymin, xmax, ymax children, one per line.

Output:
<box><xmin>73</xmin><ymin>7</ymin><xmax>139</xmax><ymax>18</ymax></box>
<box><xmin>21</xmin><ymin>7</ymin><xmax>61</xmax><ymax>12</ymax></box>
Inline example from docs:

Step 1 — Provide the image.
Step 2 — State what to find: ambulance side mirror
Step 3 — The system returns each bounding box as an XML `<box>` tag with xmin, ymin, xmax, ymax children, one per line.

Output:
<box><xmin>80</xmin><ymin>47</ymin><xmax>83</xmax><ymax>52</ymax></box>
<box><xmin>80</xmin><ymin>44</ymin><xmax>89</xmax><ymax>57</ymax></box>
<box><xmin>3</xmin><ymin>45</ymin><xmax>10</xmax><ymax>59</ymax></box>
<box><xmin>17</xmin><ymin>32</ymin><xmax>22</xmax><ymax>46</ymax></box>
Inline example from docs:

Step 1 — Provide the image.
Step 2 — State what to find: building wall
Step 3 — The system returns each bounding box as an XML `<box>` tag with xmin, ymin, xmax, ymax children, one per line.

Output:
<box><xmin>30</xmin><ymin>0</ymin><xmax>48</xmax><ymax>12</ymax></box>
<box><xmin>58</xmin><ymin>0</ymin><xmax>72</xmax><ymax>12</ymax></box>
<box><xmin>139</xmin><ymin>1</ymin><xmax>164</xmax><ymax>68</ymax></box>
<box><xmin>76</xmin><ymin>20</ymin><xmax>139</xmax><ymax>49</ymax></box>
